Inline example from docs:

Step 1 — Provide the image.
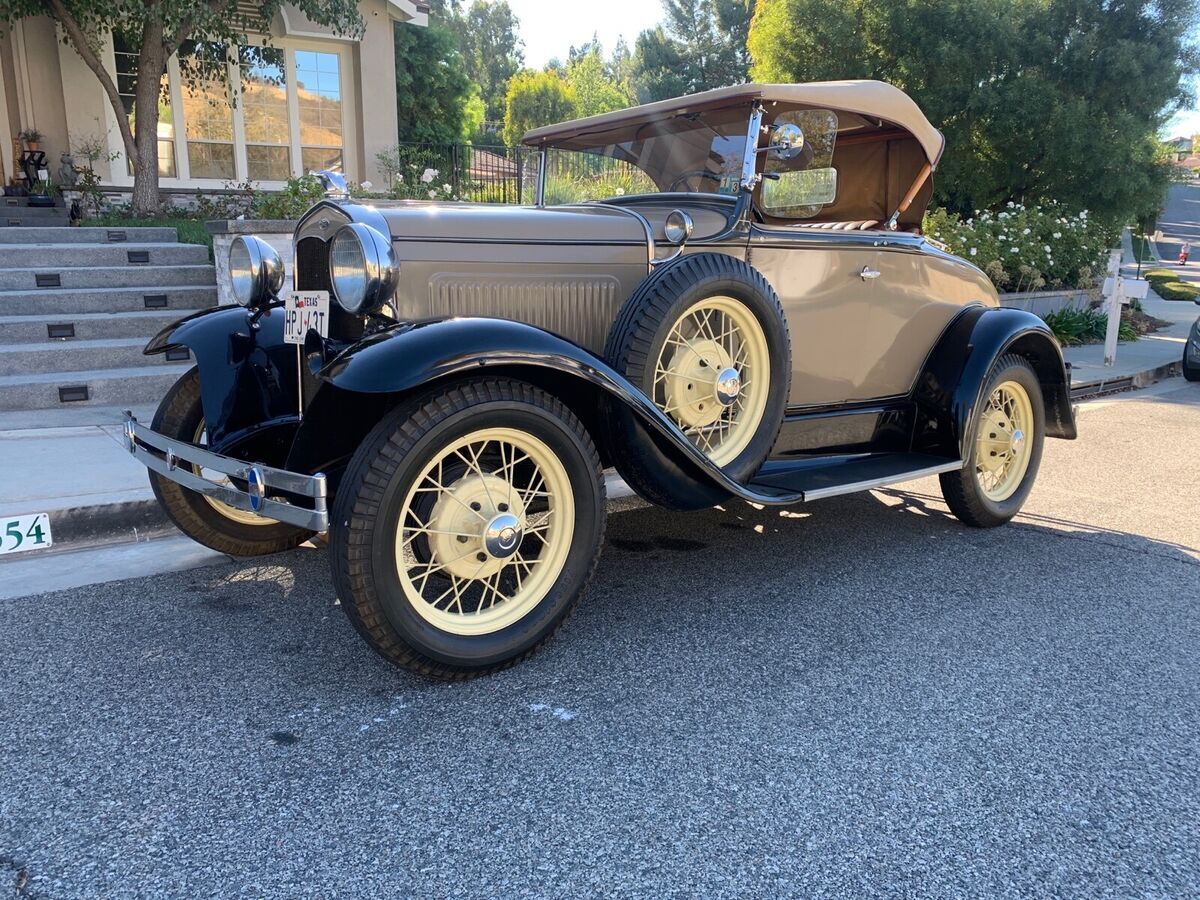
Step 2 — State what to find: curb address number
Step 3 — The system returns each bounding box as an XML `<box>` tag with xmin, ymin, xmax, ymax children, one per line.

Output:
<box><xmin>0</xmin><ymin>513</ymin><xmax>53</xmax><ymax>555</ymax></box>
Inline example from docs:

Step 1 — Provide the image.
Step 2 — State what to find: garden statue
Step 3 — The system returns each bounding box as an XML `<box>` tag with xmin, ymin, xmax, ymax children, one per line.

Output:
<box><xmin>57</xmin><ymin>152</ymin><xmax>78</xmax><ymax>187</ymax></box>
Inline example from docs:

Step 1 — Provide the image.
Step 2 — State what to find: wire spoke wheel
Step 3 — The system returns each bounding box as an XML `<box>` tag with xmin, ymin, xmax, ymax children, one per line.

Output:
<box><xmin>192</xmin><ymin>421</ymin><xmax>277</xmax><ymax>526</ymax></box>
<box><xmin>652</xmin><ymin>295</ymin><xmax>770</xmax><ymax>467</ymax></box>
<box><xmin>974</xmin><ymin>380</ymin><xmax>1035</xmax><ymax>502</ymax></box>
<box><xmin>394</xmin><ymin>426</ymin><xmax>575</xmax><ymax>636</ymax></box>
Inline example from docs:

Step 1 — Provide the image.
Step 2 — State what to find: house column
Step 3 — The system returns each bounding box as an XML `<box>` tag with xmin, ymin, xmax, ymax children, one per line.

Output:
<box><xmin>356</xmin><ymin>0</ymin><xmax>399</xmax><ymax>185</ymax></box>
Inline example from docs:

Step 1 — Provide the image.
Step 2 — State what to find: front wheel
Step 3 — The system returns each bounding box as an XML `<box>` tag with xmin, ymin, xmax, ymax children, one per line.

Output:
<box><xmin>939</xmin><ymin>355</ymin><xmax>1045</xmax><ymax>528</ymax></box>
<box><xmin>148</xmin><ymin>368</ymin><xmax>313</xmax><ymax>556</ymax></box>
<box><xmin>330</xmin><ymin>379</ymin><xmax>606</xmax><ymax>679</ymax></box>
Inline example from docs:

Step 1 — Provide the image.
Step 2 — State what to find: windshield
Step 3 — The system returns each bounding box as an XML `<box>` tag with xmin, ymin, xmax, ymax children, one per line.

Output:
<box><xmin>527</xmin><ymin>104</ymin><xmax>752</xmax><ymax>203</ymax></box>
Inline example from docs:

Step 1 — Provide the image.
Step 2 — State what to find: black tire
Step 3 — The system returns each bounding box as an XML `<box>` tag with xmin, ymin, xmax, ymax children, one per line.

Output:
<box><xmin>939</xmin><ymin>354</ymin><xmax>1045</xmax><ymax>528</ymax></box>
<box><xmin>1184</xmin><ymin>325</ymin><xmax>1200</xmax><ymax>381</ymax></box>
<box><xmin>330</xmin><ymin>378</ymin><xmax>606</xmax><ymax>680</ymax></box>
<box><xmin>148</xmin><ymin>368</ymin><xmax>313</xmax><ymax>556</ymax></box>
<box><xmin>603</xmin><ymin>253</ymin><xmax>791</xmax><ymax>485</ymax></box>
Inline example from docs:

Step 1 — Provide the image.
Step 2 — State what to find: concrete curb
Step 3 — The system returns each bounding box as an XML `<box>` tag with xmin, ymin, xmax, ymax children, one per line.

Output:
<box><xmin>1069</xmin><ymin>360</ymin><xmax>1183</xmax><ymax>400</ymax></box>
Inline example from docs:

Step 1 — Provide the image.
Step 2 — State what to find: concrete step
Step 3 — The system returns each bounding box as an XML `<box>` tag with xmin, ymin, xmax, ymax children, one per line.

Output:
<box><xmin>0</xmin><ymin>195</ymin><xmax>63</xmax><ymax>208</ymax></box>
<box><xmin>0</xmin><ymin>284</ymin><xmax>217</xmax><ymax>315</ymax></box>
<box><xmin>1</xmin><ymin>209</ymin><xmax>70</xmax><ymax>227</ymax></box>
<box><xmin>0</xmin><ymin>243</ymin><xmax>208</xmax><ymax>268</ymax></box>
<box><xmin>0</xmin><ymin>337</ymin><xmax>187</xmax><ymax>376</ymax></box>
<box><xmin>0</xmin><ymin>311</ymin><xmax>181</xmax><ymax>343</ymax></box>
<box><xmin>0</xmin><ymin>264</ymin><xmax>215</xmax><ymax>291</ymax></box>
<box><xmin>0</xmin><ymin>364</ymin><xmax>192</xmax><ymax>410</ymax></box>
<box><xmin>0</xmin><ymin>226</ymin><xmax>179</xmax><ymax>244</ymax></box>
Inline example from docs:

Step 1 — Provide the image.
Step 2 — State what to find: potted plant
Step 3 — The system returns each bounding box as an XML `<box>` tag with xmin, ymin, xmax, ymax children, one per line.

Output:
<box><xmin>18</xmin><ymin>129</ymin><xmax>42</xmax><ymax>152</ymax></box>
<box><xmin>27</xmin><ymin>178</ymin><xmax>57</xmax><ymax>207</ymax></box>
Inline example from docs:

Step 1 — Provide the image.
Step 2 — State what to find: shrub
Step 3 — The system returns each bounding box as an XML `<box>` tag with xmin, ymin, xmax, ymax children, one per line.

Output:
<box><xmin>1150</xmin><ymin>279</ymin><xmax>1200</xmax><ymax>301</ymax></box>
<box><xmin>924</xmin><ymin>202</ymin><xmax>1116</xmax><ymax>292</ymax></box>
<box><xmin>1042</xmin><ymin>307</ymin><xmax>1137</xmax><ymax>345</ymax></box>
<box><xmin>250</xmin><ymin>175</ymin><xmax>326</xmax><ymax>220</ymax></box>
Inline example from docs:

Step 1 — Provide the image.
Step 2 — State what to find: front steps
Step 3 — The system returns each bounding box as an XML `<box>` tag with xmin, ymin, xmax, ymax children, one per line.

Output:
<box><xmin>2</xmin><ymin>195</ymin><xmax>69</xmax><ymax>227</ymax></box>
<box><xmin>0</xmin><ymin>225</ymin><xmax>218</xmax><ymax>412</ymax></box>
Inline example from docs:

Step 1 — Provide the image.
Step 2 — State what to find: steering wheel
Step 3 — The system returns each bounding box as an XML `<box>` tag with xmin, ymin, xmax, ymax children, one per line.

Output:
<box><xmin>667</xmin><ymin>170</ymin><xmax>721</xmax><ymax>193</ymax></box>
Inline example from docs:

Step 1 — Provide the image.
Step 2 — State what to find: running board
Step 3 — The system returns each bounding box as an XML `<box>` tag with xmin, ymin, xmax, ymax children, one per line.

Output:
<box><xmin>747</xmin><ymin>453</ymin><xmax>963</xmax><ymax>504</ymax></box>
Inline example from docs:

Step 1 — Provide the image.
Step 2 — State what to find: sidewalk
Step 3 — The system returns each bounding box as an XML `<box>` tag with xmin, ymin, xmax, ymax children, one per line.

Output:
<box><xmin>1059</xmin><ymin>261</ymin><xmax>1193</xmax><ymax>394</ymax></box>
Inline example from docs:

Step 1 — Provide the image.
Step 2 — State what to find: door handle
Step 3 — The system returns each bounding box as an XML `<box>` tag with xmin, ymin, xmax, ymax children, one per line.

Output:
<box><xmin>860</xmin><ymin>266</ymin><xmax>882</xmax><ymax>281</ymax></box>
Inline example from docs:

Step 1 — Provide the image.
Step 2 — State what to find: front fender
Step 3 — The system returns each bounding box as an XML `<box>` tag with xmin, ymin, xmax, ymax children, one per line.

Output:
<box><xmin>305</xmin><ymin>317</ymin><xmax>751</xmax><ymax>509</ymax></box>
<box><xmin>144</xmin><ymin>304</ymin><xmax>300</xmax><ymax>451</ymax></box>
<box><xmin>914</xmin><ymin>306</ymin><xmax>1077</xmax><ymax>460</ymax></box>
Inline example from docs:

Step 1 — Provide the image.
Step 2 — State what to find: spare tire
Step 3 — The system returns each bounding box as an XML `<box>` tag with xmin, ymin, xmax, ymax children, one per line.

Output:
<box><xmin>603</xmin><ymin>252</ymin><xmax>791</xmax><ymax>487</ymax></box>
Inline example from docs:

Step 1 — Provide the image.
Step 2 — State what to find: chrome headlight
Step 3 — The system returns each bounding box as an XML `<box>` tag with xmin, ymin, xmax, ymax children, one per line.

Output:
<box><xmin>664</xmin><ymin>209</ymin><xmax>694</xmax><ymax>245</ymax></box>
<box><xmin>228</xmin><ymin>235</ymin><xmax>284</xmax><ymax>307</ymax></box>
<box><xmin>329</xmin><ymin>223</ymin><xmax>398</xmax><ymax>314</ymax></box>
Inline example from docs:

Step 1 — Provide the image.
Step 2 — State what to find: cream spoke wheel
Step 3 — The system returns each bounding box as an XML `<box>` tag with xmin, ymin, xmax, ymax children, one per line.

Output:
<box><xmin>192</xmin><ymin>421</ymin><xmax>276</xmax><ymax>526</ymax></box>
<box><xmin>652</xmin><ymin>295</ymin><xmax>770</xmax><ymax>466</ymax></box>
<box><xmin>394</xmin><ymin>427</ymin><xmax>575</xmax><ymax>636</ymax></box>
<box><xmin>974</xmin><ymin>380</ymin><xmax>1035</xmax><ymax>502</ymax></box>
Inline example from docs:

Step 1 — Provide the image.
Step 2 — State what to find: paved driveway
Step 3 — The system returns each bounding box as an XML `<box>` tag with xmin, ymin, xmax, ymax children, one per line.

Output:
<box><xmin>2</xmin><ymin>382</ymin><xmax>1198</xmax><ymax>898</ymax></box>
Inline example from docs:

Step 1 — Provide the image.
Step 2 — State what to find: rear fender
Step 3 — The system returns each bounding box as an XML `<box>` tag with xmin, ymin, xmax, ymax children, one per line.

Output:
<box><xmin>290</xmin><ymin>317</ymin><xmax>736</xmax><ymax>509</ymax></box>
<box><xmin>913</xmin><ymin>306</ymin><xmax>1077</xmax><ymax>459</ymax></box>
<box><xmin>144</xmin><ymin>304</ymin><xmax>300</xmax><ymax>451</ymax></box>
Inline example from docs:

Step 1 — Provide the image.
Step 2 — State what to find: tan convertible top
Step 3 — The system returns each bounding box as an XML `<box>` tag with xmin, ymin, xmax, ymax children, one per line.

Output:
<box><xmin>522</xmin><ymin>80</ymin><xmax>945</xmax><ymax>167</ymax></box>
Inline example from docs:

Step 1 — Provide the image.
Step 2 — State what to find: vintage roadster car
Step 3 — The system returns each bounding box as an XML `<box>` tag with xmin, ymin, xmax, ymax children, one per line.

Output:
<box><xmin>125</xmin><ymin>81</ymin><xmax>1077</xmax><ymax>678</ymax></box>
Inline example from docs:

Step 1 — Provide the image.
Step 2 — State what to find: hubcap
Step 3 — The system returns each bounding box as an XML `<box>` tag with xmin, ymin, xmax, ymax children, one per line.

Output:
<box><xmin>653</xmin><ymin>296</ymin><xmax>770</xmax><ymax>466</ymax></box>
<box><xmin>395</xmin><ymin>427</ymin><xmax>575</xmax><ymax>636</ymax></box>
<box><xmin>975</xmin><ymin>380</ymin><xmax>1035</xmax><ymax>501</ymax></box>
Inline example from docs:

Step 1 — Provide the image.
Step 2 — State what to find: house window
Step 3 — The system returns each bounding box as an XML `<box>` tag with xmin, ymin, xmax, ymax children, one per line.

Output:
<box><xmin>113</xmin><ymin>32</ymin><xmax>176</xmax><ymax>177</ymax></box>
<box><xmin>295</xmin><ymin>50</ymin><xmax>344</xmax><ymax>173</ymax></box>
<box><xmin>240</xmin><ymin>47</ymin><xmax>291</xmax><ymax>181</ymax></box>
<box><xmin>180</xmin><ymin>42</ymin><xmax>235</xmax><ymax>180</ymax></box>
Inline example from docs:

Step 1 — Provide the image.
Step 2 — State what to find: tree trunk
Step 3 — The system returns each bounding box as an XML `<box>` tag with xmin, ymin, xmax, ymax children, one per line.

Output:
<box><xmin>131</xmin><ymin>19</ymin><xmax>168</xmax><ymax>216</ymax></box>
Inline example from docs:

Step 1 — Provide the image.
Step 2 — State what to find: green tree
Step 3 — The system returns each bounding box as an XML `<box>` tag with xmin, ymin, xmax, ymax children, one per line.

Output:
<box><xmin>566</xmin><ymin>43</ymin><xmax>635</xmax><ymax>118</ymax></box>
<box><xmin>0</xmin><ymin>0</ymin><xmax>363</xmax><ymax>214</ymax></box>
<box><xmin>443</xmin><ymin>0</ymin><xmax>525</xmax><ymax>121</ymax></box>
<box><xmin>394</xmin><ymin>18</ymin><xmax>474</xmax><ymax>143</ymax></box>
<box><xmin>502</xmin><ymin>69</ymin><xmax>577</xmax><ymax>147</ymax></box>
<box><xmin>748</xmin><ymin>0</ymin><xmax>1199</xmax><ymax>224</ymax></box>
<box><xmin>630</xmin><ymin>0</ymin><xmax>755</xmax><ymax>102</ymax></box>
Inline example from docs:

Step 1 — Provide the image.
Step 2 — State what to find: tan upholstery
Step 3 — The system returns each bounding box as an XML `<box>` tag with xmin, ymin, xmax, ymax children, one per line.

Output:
<box><xmin>791</xmin><ymin>220</ymin><xmax>880</xmax><ymax>231</ymax></box>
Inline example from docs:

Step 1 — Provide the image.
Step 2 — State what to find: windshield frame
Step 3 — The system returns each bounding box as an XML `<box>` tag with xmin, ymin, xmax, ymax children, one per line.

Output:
<box><xmin>532</xmin><ymin>102</ymin><xmax>763</xmax><ymax>206</ymax></box>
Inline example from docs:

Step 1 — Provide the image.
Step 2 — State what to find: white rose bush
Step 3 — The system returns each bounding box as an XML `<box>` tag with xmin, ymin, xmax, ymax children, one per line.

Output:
<box><xmin>923</xmin><ymin>202</ymin><xmax>1113</xmax><ymax>293</ymax></box>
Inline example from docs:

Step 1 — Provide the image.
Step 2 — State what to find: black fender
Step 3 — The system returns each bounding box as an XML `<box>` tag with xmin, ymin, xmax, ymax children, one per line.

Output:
<box><xmin>913</xmin><ymin>305</ymin><xmax>1077</xmax><ymax>460</ymax></box>
<box><xmin>144</xmin><ymin>304</ymin><xmax>301</xmax><ymax>452</ymax></box>
<box><xmin>293</xmin><ymin>317</ymin><xmax>759</xmax><ymax>509</ymax></box>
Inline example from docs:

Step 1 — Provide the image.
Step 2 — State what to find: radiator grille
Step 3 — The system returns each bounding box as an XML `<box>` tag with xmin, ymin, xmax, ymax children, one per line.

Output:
<box><xmin>429</xmin><ymin>274</ymin><xmax>621</xmax><ymax>352</ymax></box>
<box><xmin>295</xmin><ymin>235</ymin><xmax>362</xmax><ymax>341</ymax></box>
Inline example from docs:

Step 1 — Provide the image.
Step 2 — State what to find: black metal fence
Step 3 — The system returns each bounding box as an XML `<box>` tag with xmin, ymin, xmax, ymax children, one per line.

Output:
<box><xmin>377</xmin><ymin>143</ymin><xmax>652</xmax><ymax>205</ymax></box>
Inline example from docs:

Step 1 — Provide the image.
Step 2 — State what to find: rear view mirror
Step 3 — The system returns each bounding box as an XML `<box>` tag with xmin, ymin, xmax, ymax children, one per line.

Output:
<box><xmin>761</xmin><ymin>167</ymin><xmax>838</xmax><ymax>213</ymax></box>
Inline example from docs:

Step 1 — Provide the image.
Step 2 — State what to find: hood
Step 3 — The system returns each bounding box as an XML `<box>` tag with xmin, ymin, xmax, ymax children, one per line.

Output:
<box><xmin>297</xmin><ymin>200</ymin><xmax>650</xmax><ymax>248</ymax></box>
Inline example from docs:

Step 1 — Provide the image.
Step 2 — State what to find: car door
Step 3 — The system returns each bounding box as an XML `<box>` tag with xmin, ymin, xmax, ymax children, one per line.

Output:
<box><xmin>748</xmin><ymin>226</ymin><xmax>884</xmax><ymax>407</ymax></box>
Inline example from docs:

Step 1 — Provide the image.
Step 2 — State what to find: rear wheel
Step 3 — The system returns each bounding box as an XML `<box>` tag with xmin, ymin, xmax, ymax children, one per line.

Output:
<box><xmin>148</xmin><ymin>368</ymin><xmax>313</xmax><ymax>556</ymax></box>
<box><xmin>330</xmin><ymin>379</ymin><xmax>605</xmax><ymax>679</ymax></box>
<box><xmin>939</xmin><ymin>355</ymin><xmax>1045</xmax><ymax>528</ymax></box>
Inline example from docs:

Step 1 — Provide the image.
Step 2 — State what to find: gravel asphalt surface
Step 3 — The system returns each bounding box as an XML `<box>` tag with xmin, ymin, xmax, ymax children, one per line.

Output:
<box><xmin>2</xmin><ymin>380</ymin><xmax>1198</xmax><ymax>898</ymax></box>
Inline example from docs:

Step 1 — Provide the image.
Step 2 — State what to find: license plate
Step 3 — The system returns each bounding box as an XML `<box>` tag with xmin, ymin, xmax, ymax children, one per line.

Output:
<box><xmin>0</xmin><ymin>513</ymin><xmax>53</xmax><ymax>555</ymax></box>
<box><xmin>284</xmin><ymin>291</ymin><xmax>330</xmax><ymax>345</ymax></box>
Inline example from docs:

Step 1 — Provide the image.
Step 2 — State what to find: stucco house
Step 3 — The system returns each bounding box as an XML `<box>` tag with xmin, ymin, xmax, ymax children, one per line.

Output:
<box><xmin>1</xmin><ymin>0</ymin><xmax>428</xmax><ymax>194</ymax></box>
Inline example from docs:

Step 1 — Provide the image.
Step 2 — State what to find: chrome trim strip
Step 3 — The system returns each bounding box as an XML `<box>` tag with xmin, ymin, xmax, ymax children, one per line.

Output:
<box><xmin>536</xmin><ymin>150</ymin><xmax>547</xmax><ymax>207</ymax></box>
<box><xmin>577</xmin><ymin>202</ymin><xmax>656</xmax><ymax>270</ymax></box>
<box><xmin>124</xmin><ymin>413</ymin><xmax>328</xmax><ymax>532</ymax></box>
<box><xmin>740</xmin><ymin>103</ymin><xmax>765</xmax><ymax>192</ymax></box>
<box><xmin>802</xmin><ymin>460</ymin><xmax>964</xmax><ymax>502</ymax></box>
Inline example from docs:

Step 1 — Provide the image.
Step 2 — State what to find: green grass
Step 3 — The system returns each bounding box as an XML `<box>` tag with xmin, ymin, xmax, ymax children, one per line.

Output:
<box><xmin>89</xmin><ymin>214</ymin><xmax>213</xmax><ymax>259</ymax></box>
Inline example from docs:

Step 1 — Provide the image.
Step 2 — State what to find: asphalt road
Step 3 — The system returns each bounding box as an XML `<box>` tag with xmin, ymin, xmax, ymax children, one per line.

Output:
<box><xmin>2</xmin><ymin>381</ymin><xmax>1198</xmax><ymax>899</ymax></box>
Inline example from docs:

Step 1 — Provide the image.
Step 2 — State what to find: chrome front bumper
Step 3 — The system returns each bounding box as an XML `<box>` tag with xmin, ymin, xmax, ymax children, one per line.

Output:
<box><xmin>123</xmin><ymin>412</ymin><xmax>329</xmax><ymax>532</ymax></box>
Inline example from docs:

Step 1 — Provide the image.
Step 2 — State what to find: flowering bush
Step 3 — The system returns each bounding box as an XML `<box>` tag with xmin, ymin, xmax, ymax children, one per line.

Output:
<box><xmin>923</xmin><ymin>202</ymin><xmax>1115</xmax><ymax>293</ymax></box>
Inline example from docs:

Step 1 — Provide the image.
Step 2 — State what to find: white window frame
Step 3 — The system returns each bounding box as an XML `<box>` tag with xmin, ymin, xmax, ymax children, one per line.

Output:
<box><xmin>102</xmin><ymin>36</ymin><xmax>356</xmax><ymax>190</ymax></box>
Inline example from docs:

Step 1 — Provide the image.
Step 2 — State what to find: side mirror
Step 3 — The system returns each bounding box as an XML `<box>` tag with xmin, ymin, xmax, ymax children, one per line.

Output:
<box><xmin>767</xmin><ymin>122</ymin><xmax>805</xmax><ymax>160</ymax></box>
